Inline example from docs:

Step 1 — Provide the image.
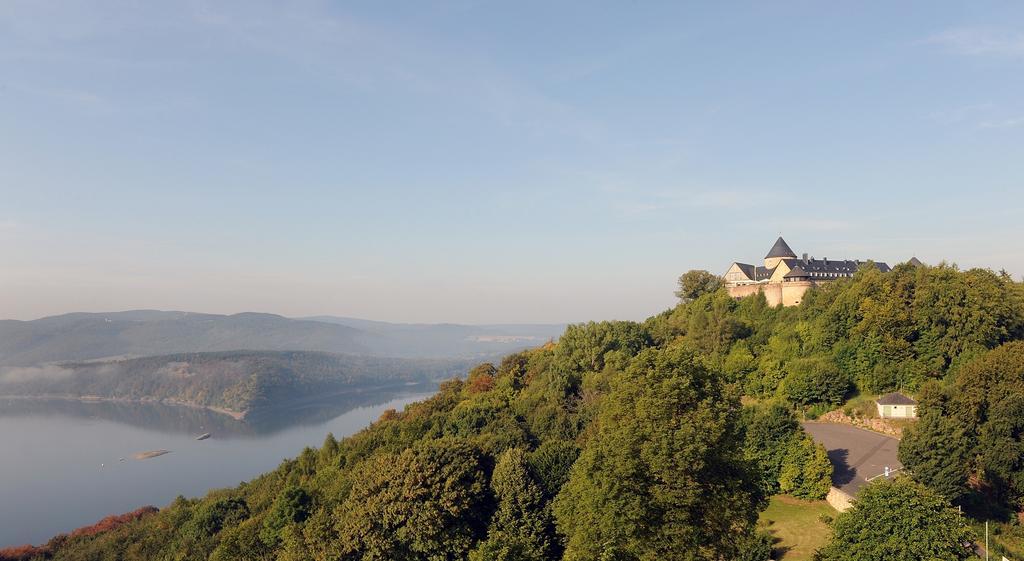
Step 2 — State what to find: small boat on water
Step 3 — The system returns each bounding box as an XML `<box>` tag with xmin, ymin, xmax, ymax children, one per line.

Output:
<box><xmin>195</xmin><ymin>433</ymin><xmax>211</xmax><ymax>441</ymax></box>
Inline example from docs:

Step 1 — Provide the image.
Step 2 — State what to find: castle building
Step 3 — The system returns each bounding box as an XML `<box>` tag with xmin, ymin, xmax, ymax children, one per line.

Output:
<box><xmin>724</xmin><ymin>237</ymin><xmax>890</xmax><ymax>307</ymax></box>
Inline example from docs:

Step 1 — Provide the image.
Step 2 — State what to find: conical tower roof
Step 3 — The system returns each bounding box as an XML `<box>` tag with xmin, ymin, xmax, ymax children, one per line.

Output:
<box><xmin>765</xmin><ymin>236</ymin><xmax>797</xmax><ymax>259</ymax></box>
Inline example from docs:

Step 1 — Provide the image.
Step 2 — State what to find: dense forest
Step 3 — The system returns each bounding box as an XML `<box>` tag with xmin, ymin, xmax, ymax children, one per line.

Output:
<box><xmin>3</xmin><ymin>261</ymin><xmax>1023</xmax><ymax>561</ymax></box>
<box><xmin>0</xmin><ymin>351</ymin><xmax>468</xmax><ymax>415</ymax></box>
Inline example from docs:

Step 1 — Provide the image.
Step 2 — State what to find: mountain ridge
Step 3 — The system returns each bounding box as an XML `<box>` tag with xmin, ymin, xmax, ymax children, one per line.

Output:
<box><xmin>0</xmin><ymin>310</ymin><xmax>564</xmax><ymax>366</ymax></box>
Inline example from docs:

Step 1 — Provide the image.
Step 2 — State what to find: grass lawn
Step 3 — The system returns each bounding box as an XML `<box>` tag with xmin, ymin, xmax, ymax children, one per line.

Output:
<box><xmin>970</xmin><ymin>520</ymin><xmax>1024</xmax><ymax>560</ymax></box>
<box><xmin>758</xmin><ymin>495</ymin><xmax>835</xmax><ymax>561</ymax></box>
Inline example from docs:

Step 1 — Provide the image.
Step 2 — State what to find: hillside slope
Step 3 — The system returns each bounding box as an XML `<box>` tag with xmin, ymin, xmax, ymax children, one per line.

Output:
<box><xmin>6</xmin><ymin>263</ymin><xmax>1020</xmax><ymax>561</ymax></box>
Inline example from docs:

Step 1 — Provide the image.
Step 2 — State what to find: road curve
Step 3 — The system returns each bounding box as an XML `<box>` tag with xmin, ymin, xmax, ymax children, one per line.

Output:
<box><xmin>802</xmin><ymin>422</ymin><xmax>902</xmax><ymax>495</ymax></box>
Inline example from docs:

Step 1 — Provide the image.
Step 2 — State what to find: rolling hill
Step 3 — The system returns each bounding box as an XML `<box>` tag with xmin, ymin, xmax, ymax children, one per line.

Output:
<box><xmin>0</xmin><ymin>311</ymin><xmax>564</xmax><ymax>367</ymax></box>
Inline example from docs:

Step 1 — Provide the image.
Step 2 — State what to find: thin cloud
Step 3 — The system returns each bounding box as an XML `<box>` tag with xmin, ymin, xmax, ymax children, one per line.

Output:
<box><xmin>926</xmin><ymin>102</ymin><xmax>994</xmax><ymax>125</ymax></box>
<box><xmin>979</xmin><ymin>117</ymin><xmax>1024</xmax><ymax>129</ymax></box>
<box><xmin>925</xmin><ymin>28</ymin><xmax>1024</xmax><ymax>57</ymax></box>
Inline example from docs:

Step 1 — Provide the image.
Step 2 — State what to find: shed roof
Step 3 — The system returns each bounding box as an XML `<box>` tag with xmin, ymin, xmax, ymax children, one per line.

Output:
<box><xmin>876</xmin><ymin>392</ymin><xmax>917</xmax><ymax>405</ymax></box>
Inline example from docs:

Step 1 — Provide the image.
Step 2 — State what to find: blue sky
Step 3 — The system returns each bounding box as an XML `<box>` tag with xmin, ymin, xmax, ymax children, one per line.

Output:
<box><xmin>1</xmin><ymin>1</ymin><xmax>1022</xmax><ymax>323</ymax></box>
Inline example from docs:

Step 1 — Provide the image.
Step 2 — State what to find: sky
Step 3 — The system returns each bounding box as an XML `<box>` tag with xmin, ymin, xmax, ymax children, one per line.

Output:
<box><xmin>1</xmin><ymin>1</ymin><xmax>1023</xmax><ymax>324</ymax></box>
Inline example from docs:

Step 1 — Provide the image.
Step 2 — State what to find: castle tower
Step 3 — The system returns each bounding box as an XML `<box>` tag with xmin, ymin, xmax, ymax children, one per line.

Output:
<box><xmin>764</xmin><ymin>236</ymin><xmax>796</xmax><ymax>269</ymax></box>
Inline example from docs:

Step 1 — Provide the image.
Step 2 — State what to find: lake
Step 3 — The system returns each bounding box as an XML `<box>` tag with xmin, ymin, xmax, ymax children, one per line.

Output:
<box><xmin>0</xmin><ymin>385</ymin><xmax>436</xmax><ymax>548</ymax></box>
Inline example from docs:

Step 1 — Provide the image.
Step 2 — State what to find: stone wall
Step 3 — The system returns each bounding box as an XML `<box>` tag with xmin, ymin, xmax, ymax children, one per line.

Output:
<box><xmin>727</xmin><ymin>283</ymin><xmax>766</xmax><ymax>299</ymax></box>
<box><xmin>818</xmin><ymin>409</ymin><xmax>905</xmax><ymax>438</ymax></box>
<box><xmin>727</xmin><ymin>281</ymin><xmax>812</xmax><ymax>307</ymax></box>
<box><xmin>826</xmin><ymin>486</ymin><xmax>855</xmax><ymax>512</ymax></box>
<box><xmin>781</xmin><ymin>282</ymin><xmax>813</xmax><ymax>306</ymax></box>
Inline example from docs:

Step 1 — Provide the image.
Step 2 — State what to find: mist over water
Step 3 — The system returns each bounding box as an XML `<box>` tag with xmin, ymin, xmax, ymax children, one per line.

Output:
<box><xmin>0</xmin><ymin>390</ymin><xmax>433</xmax><ymax>548</ymax></box>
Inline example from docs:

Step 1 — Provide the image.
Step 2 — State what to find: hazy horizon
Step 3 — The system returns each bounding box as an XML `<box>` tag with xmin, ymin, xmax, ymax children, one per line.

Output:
<box><xmin>2</xmin><ymin>2</ymin><xmax>1022</xmax><ymax>323</ymax></box>
<box><xmin>0</xmin><ymin>308</ymin><xmax>572</xmax><ymax>326</ymax></box>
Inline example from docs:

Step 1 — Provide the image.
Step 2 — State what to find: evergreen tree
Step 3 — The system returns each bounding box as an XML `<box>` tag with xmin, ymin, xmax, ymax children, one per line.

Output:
<box><xmin>470</xmin><ymin>448</ymin><xmax>557</xmax><ymax>561</ymax></box>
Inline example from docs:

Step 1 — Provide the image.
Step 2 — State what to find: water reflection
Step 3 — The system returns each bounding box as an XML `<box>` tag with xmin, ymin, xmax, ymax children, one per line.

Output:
<box><xmin>0</xmin><ymin>382</ymin><xmax>437</xmax><ymax>438</ymax></box>
<box><xmin>0</xmin><ymin>386</ymin><xmax>437</xmax><ymax>548</ymax></box>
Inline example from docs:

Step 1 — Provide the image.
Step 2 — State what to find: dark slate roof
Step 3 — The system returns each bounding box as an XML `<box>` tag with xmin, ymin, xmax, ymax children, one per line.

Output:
<box><xmin>731</xmin><ymin>263</ymin><xmax>776</xmax><ymax>281</ymax></box>
<box><xmin>876</xmin><ymin>392</ymin><xmax>917</xmax><ymax>405</ymax></box>
<box><xmin>735</xmin><ymin>263</ymin><xmax>755</xmax><ymax>279</ymax></box>
<box><xmin>765</xmin><ymin>236</ymin><xmax>797</xmax><ymax>259</ymax></box>
<box><xmin>781</xmin><ymin>258</ymin><xmax>890</xmax><ymax>280</ymax></box>
<box><xmin>784</xmin><ymin>264</ymin><xmax>809</xmax><ymax>279</ymax></box>
<box><xmin>908</xmin><ymin>257</ymin><xmax>924</xmax><ymax>267</ymax></box>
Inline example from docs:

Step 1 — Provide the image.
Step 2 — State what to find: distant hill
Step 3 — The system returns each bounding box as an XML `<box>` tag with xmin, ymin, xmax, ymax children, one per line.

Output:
<box><xmin>0</xmin><ymin>350</ymin><xmax>466</xmax><ymax>416</ymax></box>
<box><xmin>302</xmin><ymin>315</ymin><xmax>565</xmax><ymax>358</ymax></box>
<box><xmin>0</xmin><ymin>311</ymin><xmax>564</xmax><ymax>367</ymax></box>
<box><xmin>0</xmin><ymin>311</ymin><xmax>367</xmax><ymax>367</ymax></box>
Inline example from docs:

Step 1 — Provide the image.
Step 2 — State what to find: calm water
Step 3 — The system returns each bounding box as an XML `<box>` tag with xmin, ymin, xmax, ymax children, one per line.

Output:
<box><xmin>0</xmin><ymin>387</ymin><xmax>435</xmax><ymax>548</ymax></box>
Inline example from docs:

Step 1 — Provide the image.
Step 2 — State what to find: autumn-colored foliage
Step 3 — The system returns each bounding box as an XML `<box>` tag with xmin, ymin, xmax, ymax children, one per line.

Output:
<box><xmin>0</xmin><ymin>506</ymin><xmax>158</xmax><ymax>561</ymax></box>
<box><xmin>68</xmin><ymin>506</ymin><xmax>158</xmax><ymax>539</ymax></box>
<box><xmin>0</xmin><ymin>543</ymin><xmax>49</xmax><ymax>561</ymax></box>
<box><xmin>466</xmin><ymin>373</ymin><xmax>495</xmax><ymax>394</ymax></box>
<box><xmin>465</xmin><ymin>363</ymin><xmax>497</xmax><ymax>394</ymax></box>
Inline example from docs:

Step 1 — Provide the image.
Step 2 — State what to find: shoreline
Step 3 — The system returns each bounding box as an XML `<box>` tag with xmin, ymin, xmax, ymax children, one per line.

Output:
<box><xmin>0</xmin><ymin>394</ymin><xmax>247</xmax><ymax>420</ymax></box>
<box><xmin>0</xmin><ymin>380</ymin><xmax>442</xmax><ymax>424</ymax></box>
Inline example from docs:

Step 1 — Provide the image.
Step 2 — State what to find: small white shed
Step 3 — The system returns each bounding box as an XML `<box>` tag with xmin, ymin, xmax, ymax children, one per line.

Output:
<box><xmin>876</xmin><ymin>392</ymin><xmax>917</xmax><ymax>419</ymax></box>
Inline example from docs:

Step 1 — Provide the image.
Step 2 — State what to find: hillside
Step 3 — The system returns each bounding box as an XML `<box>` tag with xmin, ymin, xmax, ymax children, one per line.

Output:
<box><xmin>4</xmin><ymin>263</ymin><xmax>1022</xmax><ymax>561</ymax></box>
<box><xmin>0</xmin><ymin>351</ymin><xmax>467</xmax><ymax>416</ymax></box>
<box><xmin>0</xmin><ymin>311</ymin><xmax>563</xmax><ymax>367</ymax></box>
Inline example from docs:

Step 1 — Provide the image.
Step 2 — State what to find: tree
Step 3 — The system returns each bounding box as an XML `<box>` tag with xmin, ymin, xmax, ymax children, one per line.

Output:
<box><xmin>675</xmin><ymin>270</ymin><xmax>725</xmax><ymax>303</ymax></box>
<box><xmin>466</xmin><ymin>363</ymin><xmax>498</xmax><ymax>394</ymax></box>
<box><xmin>734</xmin><ymin>528</ymin><xmax>774</xmax><ymax>561</ymax></box>
<box><xmin>333</xmin><ymin>438</ymin><xmax>489</xmax><ymax>560</ymax></box>
<box><xmin>779</xmin><ymin>436</ymin><xmax>832</xmax><ymax>500</ymax></box>
<box><xmin>260</xmin><ymin>486</ymin><xmax>312</xmax><ymax>546</ymax></box>
<box><xmin>470</xmin><ymin>448</ymin><xmax>557</xmax><ymax>561</ymax></box>
<box><xmin>742</xmin><ymin>402</ymin><xmax>800</xmax><ymax>494</ymax></box>
<box><xmin>947</xmin><ymin>342</ymin><xmax>1024</xmax><ymax>509</ymax></box>
<box><xmin>780</xmin><ymin>357</ymin><xmax>849</xmax><ymax>406</ymax></box>
<box><xmin>554</xmin><ymin>320</ymin><xmax>651</xmax><ymax>374</ymax></box>
<box><xmin>899</xmin><ymin>407</ymin><xmax>973</xmax><ymax>502</ymax></box>
<box><xmin>814</xmin><ymin>478</ymin><xmax>974</xmax><ymax>561</ymax></box>
<box><xmin>318</xmin><ymin>433</ymin><xmax>338</xmax><ymax>466</ymax></box>
<box><xmin>553</xmin><ymin>347</ymin><xmax>763</xmax><ymax>561</ymax></box>
<box><xmin>527</xmin><ymin>439</ymin><xmax>580</xmax><ymax>500</ymax></box>
<box><xmin>182</xmin><ymin>497</ymin><xmax>250</xmax><ymax>542</ymax></box>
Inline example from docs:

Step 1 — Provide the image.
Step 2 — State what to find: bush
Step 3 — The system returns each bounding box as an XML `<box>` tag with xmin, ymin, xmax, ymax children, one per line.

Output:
<box><xmin>780</xmin><ymin>357</ymin><xmax>850</xmax><ymax>406</ymax></box>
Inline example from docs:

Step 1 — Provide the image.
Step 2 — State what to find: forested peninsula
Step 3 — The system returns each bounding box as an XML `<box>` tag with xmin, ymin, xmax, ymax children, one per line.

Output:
<box><xmin>4</xmin><ymin>261</ymin><xmax>1024</xmax><ymax>561</ymax></box>
<box><xmin>0</xmin><ymin>351</ymin><xmax>467</xmax><ymax>417</ymax></box>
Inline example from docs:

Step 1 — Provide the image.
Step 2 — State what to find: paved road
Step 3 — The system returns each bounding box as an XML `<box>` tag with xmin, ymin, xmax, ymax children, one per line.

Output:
<box><xmin>802</xmin><ymin>422</ymin><xmax>902</xmax><ymax>495</ymax></box>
